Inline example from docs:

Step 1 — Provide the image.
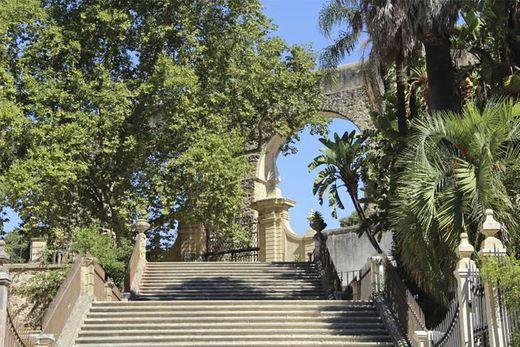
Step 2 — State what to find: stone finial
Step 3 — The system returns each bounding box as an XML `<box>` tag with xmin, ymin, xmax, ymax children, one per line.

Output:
<box><xmin>307</xmin><ymin>211</ymin><xmax>327</xmax><ymax>233</ymax></box>
<box><xmin>456</xmin><ymin>233</ymin><xmax>474</xmax><ymax>259</ymax></box>
<box><xmin>136</xmin><ymin>219</ymin><xmax>150</xmax><ymax>234</ymax></box>
<box><xmin>479</xmin><ymin>209</ymin><xmax>506</xmax><ymax>256</ymax></box>
<box><xmin>481</xmin><ymin>209</ymin><xmax>501</xmax><ymax>238</ymax></box>
<box><xmin>0</xmin><ymin>240</ymin><xmax>10</xmax><ymax>266</ymax></box>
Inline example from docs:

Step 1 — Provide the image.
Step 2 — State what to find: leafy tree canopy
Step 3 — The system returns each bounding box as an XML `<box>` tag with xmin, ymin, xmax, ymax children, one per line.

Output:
<box><xmin>0</xmin><ymin>0</ymin><xmax>322</xmax><ymax>248</ymax></box>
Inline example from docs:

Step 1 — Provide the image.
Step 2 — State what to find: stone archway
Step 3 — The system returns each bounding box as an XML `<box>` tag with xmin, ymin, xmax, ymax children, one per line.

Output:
<box><xmin>254</xmin><ymin>61</ymin><xmax>374</xmax><ymax>202</ymax></box>
<box><xmin>251</xmin><ymin>61</ymin><xmax>376</xmax><ymax>262</ymax></box>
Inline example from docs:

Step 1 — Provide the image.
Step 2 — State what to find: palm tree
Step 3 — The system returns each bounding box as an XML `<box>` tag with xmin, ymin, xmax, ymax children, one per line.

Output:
<box><xmin>392</xmin><ymin>99</ymin><xmax>520</xmax><ymax>302</ymax></box>
<box><xmin>319</xmin><ymin>0</ymin><xmax>460</xmax><ymax>113</ymax></box>
<box><xmin>309</xmin><ymin>130</ymin><xmax>383</xmax><ymax>253</ymax></box>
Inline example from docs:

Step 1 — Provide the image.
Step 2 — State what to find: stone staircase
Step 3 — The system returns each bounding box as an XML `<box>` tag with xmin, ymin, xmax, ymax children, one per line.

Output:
<box><xmin>74</xmin><ymin>262</ymin><xmax>394</xmax><ymax>346</ymax></box>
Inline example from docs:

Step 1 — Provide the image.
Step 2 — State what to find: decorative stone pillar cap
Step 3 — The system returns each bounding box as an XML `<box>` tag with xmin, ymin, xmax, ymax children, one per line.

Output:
<box><xmin>0</xmin><ymin>267</ymin><xmax>12</xmax><ymax>286</ymax></box>
<box><xmin>481</xmin><ymin>209</ymin><xmax>501</xmax><ymax>237</ymax></box>
<box><xmin>136</xmin><ymin>219</ymin><xmax>151</xmax><ymax>234</ymax></box>
<box><xmin>456</xmin><ymin>233</ymin><xmax>474</xmax><ymax>259</ymax></box>
<box><xmin>0</xmin><ymin>239</ymin><xmax>10</xmax><ymax>266</ymax></box>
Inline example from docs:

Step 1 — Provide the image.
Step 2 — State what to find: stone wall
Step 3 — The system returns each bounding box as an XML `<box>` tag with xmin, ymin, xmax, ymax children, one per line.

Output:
<box><xmin>325</xmin><ymin>227</ymin><xmax>393</xmax><ymax>287</ymax></box>
<box><xmin>6</xmin><ymin>263</ymin><xmax>68</xmax><ymax>330</ymax></box>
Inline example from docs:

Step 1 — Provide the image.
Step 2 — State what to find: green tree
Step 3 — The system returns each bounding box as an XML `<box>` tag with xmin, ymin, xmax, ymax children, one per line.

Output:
<box><xmin>392</xmin><ymin>99</ymin><xmax>520</xmax><ymax>302</ymax></box>
<box><xmin>309</xmin><ymin>131</ymin><xmax>383</xmax><ymax>253</ymax></box>
<box><xmin>0</xmin><ymin>0</ymin><xmax>322</xmax><ymax>248</ymax></box>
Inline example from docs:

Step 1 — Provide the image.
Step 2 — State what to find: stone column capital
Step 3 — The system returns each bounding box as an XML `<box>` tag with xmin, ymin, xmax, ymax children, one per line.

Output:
<box><xmin>479</xmin><ymin>209</ymin><xmax>506</xmax><ymax>256</ymax></box>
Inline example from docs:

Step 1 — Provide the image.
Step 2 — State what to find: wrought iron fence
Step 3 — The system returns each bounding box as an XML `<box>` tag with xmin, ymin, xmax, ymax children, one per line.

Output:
<box><xmin>470</xmin><ymin>266</ymin><xmax>489</xmax><ymax>347</ymax></box>
<box><xmin>383</xmin><ymin>259</ymin><xmax>427</xmax><ymax>343</ymax></box>
<box><xmin>499</xmin><ymin>284</ymin><xmax>520</xmax><ymax>346</ymax></box>
<box><xmin>6</xmin><ymin>306</ymin><xmax>35</xmax><ymax>347</ymax></box>
<box><xmin>431</xmin><ymin>297</ymin><xmax>461</xmax><ymax>347</ymax></box>
<box><xmin>202</xmin><ymin>218</ymin><xmax>259</xmax><ymax>262</ymax></box>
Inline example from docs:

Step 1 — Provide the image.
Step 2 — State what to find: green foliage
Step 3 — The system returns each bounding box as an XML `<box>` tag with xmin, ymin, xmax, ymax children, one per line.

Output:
<box><xmin>339</xmin><ymin>211</ymin><xmax>359</xmax><ymax>228</ymax></box>
<box><xmin>14</xmin><ymin>267</ymin><xmax>69</xmax><ymax>329</ymax></box>
<box><xmin>0</xmin><ymin>0</ymin><xmax>321</xmax><ymax>248</ymax></box>
<box><xmin>4</xmin><ymin>230</ymin><xmax>29</xmax><ymax>263</ymax></box>
<box><xmin>71</xmin><ymin>226</ymin><xmax>132</xmax><ymax>287</ymax></box>
<box><xmin>392</xmin><ymin>99</ymin><xmax>520</xmax><ymax>303</ymax></box>
<box><xmin>481</xmin><ymin>255</ymin><xmax>520</xmax><ymax>344</ymax></box>
<box><xmin>309</xmin><ymin>131</ymin><xmax>365</xmax><ymax>219</ymax></box>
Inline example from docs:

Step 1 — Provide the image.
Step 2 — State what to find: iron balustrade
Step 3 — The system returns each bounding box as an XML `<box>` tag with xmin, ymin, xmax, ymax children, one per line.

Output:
<box><xmin>469</xmin><ymin>267</ymin><xmax>489</xmax><ymax>347</ymax></box>
<box><xmin>431</xmin><ymin>297</ymin><xmax>461</xmax><ymax>347</ymax></box>
<box><xmin>6</xmin><ymin>305</ymin><xmax>35</xmax><ymax>347</ymax></box>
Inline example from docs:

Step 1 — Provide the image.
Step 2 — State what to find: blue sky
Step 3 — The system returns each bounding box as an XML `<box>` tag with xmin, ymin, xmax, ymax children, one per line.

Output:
<box><xmin>262</xmin><ymin>0</ymin><xmax>363</xmax><ymax>232</ymax></box>
<box><xmin>3</xmin><ymin>1</ymin><xmax>364</xmax><ymax>235</ymax></box>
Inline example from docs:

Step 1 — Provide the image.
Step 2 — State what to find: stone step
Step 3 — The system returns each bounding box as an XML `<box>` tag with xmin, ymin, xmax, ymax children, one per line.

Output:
<box><xmin>78</xmin><ymin>328</ymin><xmax>389</xmax><ymax>338</ymax></box>
<box><xmin>89</xmin><ymin>304</ymin><xmax>374</xmax><ymax>313</ymax></box>
<box><xmin>139</xmin><ymin>282</ymin><xmax>322</xmax><ymax>287</ymax></box>
<box><xmin>74</xmin><ymin>334</ymin><xmax>393</xmax><ymax>344</ymax></box>
<box><xmin>145</xmin><ymin>268</ymin><xmax>318</xmax><ymax>276</ymax></box>
<box><xmin>87</xmin><ymin>310</ymin><xmax>380</xmax><ymax>320</ymax></box>
<box><xmin>91</xmin><ymin>300</ymin><xmax>370</xmax><ymax>306</ymax></box>
<box><xmin>145</xmin><ymin>262</ymin><xmax>315</xmax><ymax>266</ymax></box>
<box><xmin>75</xmin><ymin>342</ymin><xmax>393</xmax><ymax>347</ymax></box>
<box><xmin>83</xmin><ymin>315</ymin><xmax>382</xmax><ymax>324</ymax></box>
<box><xmin>137</xmin><ymin>287</ymin><xmax>323</xmax><ymax>293</ymax></box>
<box><xmin>134</xmin><ymin>295</ymin><xmax>328</xmax><ymax>301</ymax></box>
<box><xmin>81</xmin><ymin>321</ymin><xmax>385</xmax><ymax>330</ymax></box>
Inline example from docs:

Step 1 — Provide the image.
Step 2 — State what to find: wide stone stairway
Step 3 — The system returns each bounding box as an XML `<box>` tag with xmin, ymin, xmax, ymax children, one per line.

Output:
<box><xmin>74</xmin><ymin>262</ymin><xmax>394</xmax><ymax>346</ymax></box>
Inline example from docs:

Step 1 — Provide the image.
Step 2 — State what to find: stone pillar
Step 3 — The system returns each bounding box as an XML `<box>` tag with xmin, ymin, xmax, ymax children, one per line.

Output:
<box><xmin>174</xmin><ymin>223</ymin><xmax>206</xmax><ymax>261</ymax></box>
<box><xmin>251</xmin><ymin>197</ymin><xmax>295</xmax><ymax>262</ymax></box>
<box><xmin>135</xmin><ymin>219</ymin><xmax>150</xmax><ymax>263</ymax></box>
<box><xmin>30</xmin><ymin>237</ymin><xmax>47</xmax><ymax>262</ymax></box>
<box><xmin>35</xmin><ymin>334</ymin><xmax>55</xmax><ymax>347</ymax></box>
<box><xmin>478</xmin><ymin>209</ymin><xmax>507</xmax><ymax>347</ymax></box>
<box><xmin>369</xmin><ymin>255</ymin><xmax>385</xmax><ymax>294</ymax></box>
<box><xmin>104</xmin><ymin>279</ymin><xmax>116</xmax><ymax>301</ymax></box>
<box><xmin>454</xmin><ymin>232</ymin><xmax>477</xmax><ymax>347</ymax></box>
<box><xmin>413</xmin><ymin>331</ymin><xmax>432</xmax><ymax>347</ymax></box>
<box><xmin>0</xmin><ymin>240</ymin><xmax>11</xmax><ymax>345</ymax></box>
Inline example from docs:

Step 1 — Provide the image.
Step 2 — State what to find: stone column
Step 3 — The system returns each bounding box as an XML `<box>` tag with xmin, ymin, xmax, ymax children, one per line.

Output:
<box><xmin>104</xmin><ymin>279</ymin><xmax>116</xmax><ymax>301</ymax></box>
<box><xmin>174</xmin><ymin>223</ymin><xmax>206</xmax><ymax>261</ymax></box>
<box><xmin>136</xmin><ymin>219</ymin><xmax>150</xmax><ymax>263</ymax></box>
<box><xmin>0</xmin><ymin>240</ymin><xmax>11</xmax><ymax>345</ymax></box>
<box><xmin>413</xmin><ymin>331</ymin><xmax>432</xmax><ymax>347</ymax></box>
<box><xmin>369</xmin><ymin>255</ymin><xmax>385</xmax><ymax>294</ymax></box>
<box><xmin>478</xmin><ymin>209</ymin><xmax>507</xmax><ymax>347</ymax></box>
<box><xmin>251</xmin><ymin>197</ymin><xmax>295</xmax><ymax>262</ymax></box>
<box><xmin>30</xmin><ymin>237</ymin><xmax>47</xmax><ymax>262</ymax></box>
<box><xmin>454</xmin><ymin>232</ymin><xmax>477</xmax><ymax>347</ymax></box>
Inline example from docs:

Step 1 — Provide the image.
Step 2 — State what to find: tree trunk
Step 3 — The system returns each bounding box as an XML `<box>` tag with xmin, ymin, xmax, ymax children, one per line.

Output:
<box><xmin>347</xmin><ymin>188</ymin><xmax>384</xmax><ymax>254</ymax></box>
<box><xmin>423</xmin><ymin>35</ymin><xmax>459</xmax><ymax>112</ymax></box>
<box><xmin>395</xmin><ymin>55</ymin><xmax>407</xmax><ymax>135</ymax></box>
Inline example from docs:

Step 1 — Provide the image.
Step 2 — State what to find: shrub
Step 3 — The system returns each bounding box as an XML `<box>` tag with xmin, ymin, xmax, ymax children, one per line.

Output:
<box><xmin>14</xmin><ymin>267</ymin><xmax>69</xmax><ymax>329</ymax></box>
<box><xmin>71</xmin><ymin>226</ymin><xmax>133</xmax><ymax>288</ymax></box>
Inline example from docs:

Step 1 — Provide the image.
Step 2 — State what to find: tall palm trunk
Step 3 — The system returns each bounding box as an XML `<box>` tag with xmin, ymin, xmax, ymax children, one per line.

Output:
<box><xmin>423</xmin><ymin>35</ymin><xmax>458</xmax><ymax>112</ymax></box>
<box><xmin>395</xmin><ymin>54</ymin><xmax>408</xmax><ymax>135</ymax></box>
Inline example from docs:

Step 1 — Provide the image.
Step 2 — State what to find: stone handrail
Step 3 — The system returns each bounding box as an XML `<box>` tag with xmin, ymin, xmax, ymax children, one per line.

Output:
<box><xmin>41</xmin><ymin>257</ymin><xmax>83</xmax><ymax>336</ymax></box>
<box><xmin>41</xmin><ymin>256</ymin><xmax>121</xmax><ymax>347</ymax></box>
<box><xmin>124</xmin><ymin>219</ymin><xmax>149</xmax><ymax>297</ymax></box>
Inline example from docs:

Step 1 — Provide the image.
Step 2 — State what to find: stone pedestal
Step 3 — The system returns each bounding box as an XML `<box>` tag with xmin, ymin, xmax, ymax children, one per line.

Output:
<box><xmin>478</xmin><ymin>209</ymin><xmax>507</xmax><ymax>347</ymax></box>
<box><xmin>454</xmin><ymin>233</ymin><xmax>476</xmax><ymax>347</ymax></box>
<box><xmin>0</xmin><ymin>240</ymin><xmax>11</xmax><ymax>345</ymax></box>
<box><xmin>174</xmin><ymin>223</ymin><xmax>206</xmax><ymax>261</ymax></box>
<box><xmin>251</xmin><ymin>197</ymin><xmax>295</xmax><ymax>262</ymax></box>
<box><xmin>30</xmin><ymin>238</ymin><xmax>47</xmax><ymax>262</ymax></box>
